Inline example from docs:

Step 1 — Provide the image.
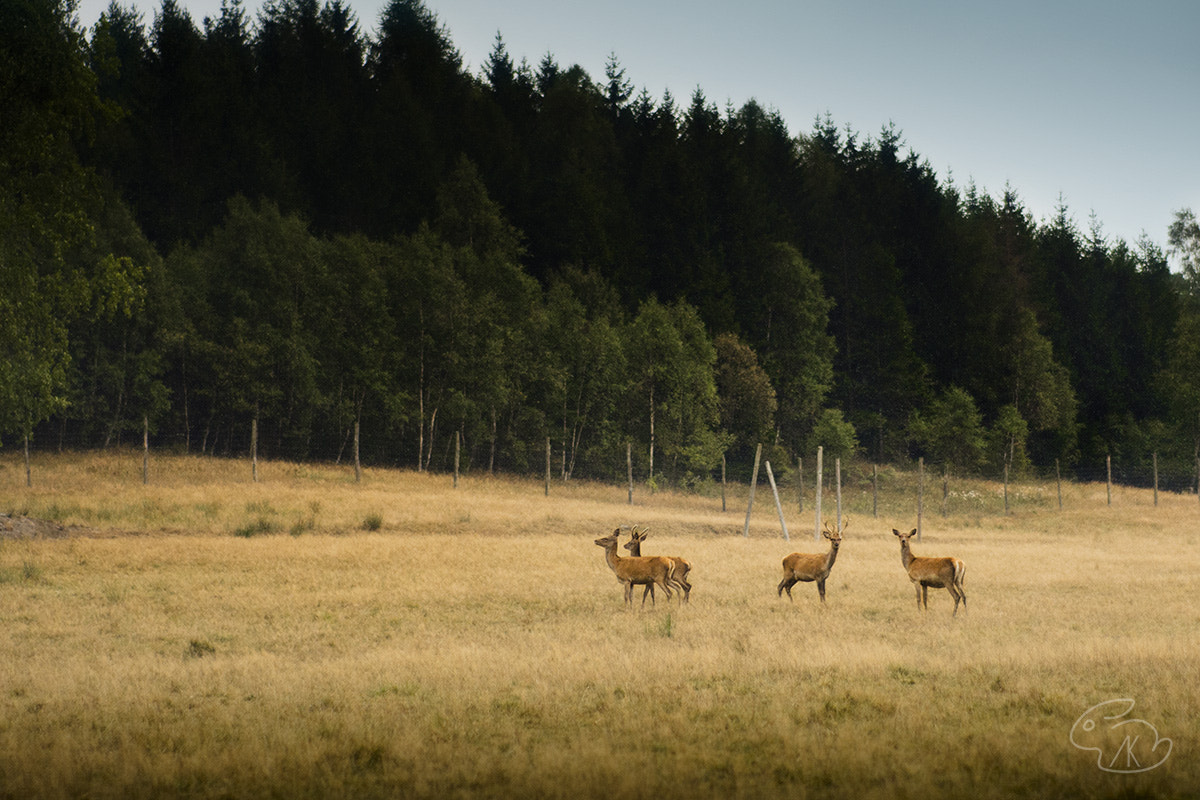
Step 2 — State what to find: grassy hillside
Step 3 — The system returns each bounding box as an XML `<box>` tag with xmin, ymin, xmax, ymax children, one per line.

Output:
<box><xmin>1</xmin><ymin>452</ymin><xmax>1195</xmax><ymax>798</ymax></box>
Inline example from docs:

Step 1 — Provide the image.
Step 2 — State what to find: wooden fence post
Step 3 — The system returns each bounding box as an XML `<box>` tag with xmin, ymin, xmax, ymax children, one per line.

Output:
<box><xmin>1153</xmin><ymin>452</ymin><xmax>1159</xmax><ymax>507</ymax></box>
<box><xmin>545</xmin><ymin>437</ymin><xmax>551</xmax><ymax>497</ymax></box>
<box><xmin>872</xmin><ymin>464</ymin><xmax>878</xmax><ymax>518</ymax></box>
<box><xmin>627</xmin><ymin>442</ymin><xmax>633</xmax><ymax>505</ymax></box>
<box><xmin>765</xmin><ymin>461</ymin><xmax>789</xmax><ymax>541</ymax></box>
<box><xmin>1106</xmin><ymin>454</ymin><xmax>1112</xmax><ymax>506</ymax></box>
<box><xmin>24</xmin><ymin>430</ymin><xmax>31</xmax><ymax>488</ymax></box>
<box><xmin>721</xmin><ymin>452</ymin><xmax>727</xmax><ymax>512</ymax></box>
<box><xmin>354</xmin><ymin>419</ymin><xmax>362</xmax><ymax>483</ymax></box>
<box><xmin>941</xmin><ymin>465</ymin><xmax>948</xmax><ymax>516</ymax></box>
<box><xmin>1056</xmin><ymin>459</ymin><xmax>1063</xmax><ymax>510</ymax></box>
<box><xmin>917</xmin><ymin>457</ymin><xmax>924</xmax><ymax>541</ymax></box>
<box><xmin>1003</xmin><ymin>463</ymin><xmax>1010</xmax><ymax>515</ymax></box>
<box><xmin>251</xmin><ymin>416</ymin><xmax>258</xmax><ymax>483</ymax></box>
<box><xmin>835</xmin><ymin>457</ymin><xmax>842</xmax><ymax>528</ymax></box>
<box><xmin>743</xmin><ymin>443</ymin><xmax>762</xmax><ymax>538</ymax></box>
<box><xmin>797</xmin><ymin>457</ymin><xmax>804</xmax><ymax>513</ymax></box>
<box><xmin>814</xmin><ymin>446</ymin><xmax>823</xmax><ymax>541</ymax></box>
<box><xmin>143</xmin><ymin>415</ymin><xmax>149</xmax><ymax>486</ymax></box>
<box><xmin>453</xmin><ymin>430</ymin><xmax>460</xmax><ymax>489</ymax></box>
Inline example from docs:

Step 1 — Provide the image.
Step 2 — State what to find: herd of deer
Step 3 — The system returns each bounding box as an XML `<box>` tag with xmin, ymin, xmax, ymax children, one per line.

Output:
<box><xmin>594</xmin><ymin>519</ymin><xmax>967</xmax><ymax>616</ymax></box>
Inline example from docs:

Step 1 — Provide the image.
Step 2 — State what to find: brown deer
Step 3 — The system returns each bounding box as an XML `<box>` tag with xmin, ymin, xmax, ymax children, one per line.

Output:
<box><xmin>623</xmin><ymin>525</ymin><xmax>692</xmax><ymax>603</ymax></box>
<box><xmin>777</xmin><ymin>518</ymin><xmax>845</xmax><ymax>604</ymax></box>
<box><xmin>892</xmin><ymin>528</ymin><xmax>967</xmax><ymax>615</ymax></box>
<box><xmin>594</xmin><ymin>529</ymin><xmax>683</xmax><ymax>607</ymax></box>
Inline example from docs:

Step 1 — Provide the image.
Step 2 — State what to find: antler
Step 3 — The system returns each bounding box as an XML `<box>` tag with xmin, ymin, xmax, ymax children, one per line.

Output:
<box><xmin>823</xmin><ymin>517</ymin><xmax>849</xmax><ymax>536</ymax></box>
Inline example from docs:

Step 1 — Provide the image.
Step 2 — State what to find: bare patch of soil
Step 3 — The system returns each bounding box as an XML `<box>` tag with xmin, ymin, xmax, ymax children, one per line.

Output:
<box><xmin>0</xmin><ymin>513</ymin><xmax>91</xmax><ymax>540</ymax></box>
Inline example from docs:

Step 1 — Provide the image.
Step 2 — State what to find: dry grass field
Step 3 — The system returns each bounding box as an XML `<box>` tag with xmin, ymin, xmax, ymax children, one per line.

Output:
<box><xmin>1</xmin><ymin>450</ymin><xmax>1197</xmax><ymax>799</ymax></box>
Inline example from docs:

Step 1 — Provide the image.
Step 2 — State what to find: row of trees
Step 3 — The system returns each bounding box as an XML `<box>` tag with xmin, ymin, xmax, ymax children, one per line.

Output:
<box><xmin>5</xmin><ymin>0</ymin><xmax>1200</xmax><ymax>486</ymax></box>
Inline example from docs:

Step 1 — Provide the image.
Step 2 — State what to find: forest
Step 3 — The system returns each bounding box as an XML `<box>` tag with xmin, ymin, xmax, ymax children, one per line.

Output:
<box><xmin>4</xmin><ymin>0</ymin><xmax>1200</xmax><ymax>487</ymax></box>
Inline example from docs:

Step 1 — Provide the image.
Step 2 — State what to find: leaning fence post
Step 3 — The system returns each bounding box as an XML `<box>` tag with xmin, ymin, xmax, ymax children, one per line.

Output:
<box><xmin>743</xmin><ymin>443</ymin><xmax>762</xmax><ymax>538</ymax></box>
<box><xmin>765</xmin><ymin>460</ymin><xmax>789</xmax><ymax>541</ymax></box>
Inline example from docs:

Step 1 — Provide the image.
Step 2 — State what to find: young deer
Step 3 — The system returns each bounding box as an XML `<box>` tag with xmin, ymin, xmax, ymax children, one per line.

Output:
<box><xmin>594</xmin><ymin>529</ymin><xmax>682</xmax><ymax>607</ymax></box>
<box><xmin>623</xmin><ymin>525</ymin><xmax>692</xmax><ymax>603</ymax></box>
<box><xmin>892</xmin><ymin>528</ymin><xmax>967</xmax><ymax>615</ymax></box>
<box><xmin>778</xmin><ymin>518</ymin><xmax>845</xmax><ymax>604</ymax></box>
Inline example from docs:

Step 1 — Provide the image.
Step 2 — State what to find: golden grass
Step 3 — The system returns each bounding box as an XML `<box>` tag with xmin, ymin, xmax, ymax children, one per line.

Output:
<box><xmin>1</xmin><ymin>451</ymin><xmax>1197</xmax><ymax>798</ymax></box>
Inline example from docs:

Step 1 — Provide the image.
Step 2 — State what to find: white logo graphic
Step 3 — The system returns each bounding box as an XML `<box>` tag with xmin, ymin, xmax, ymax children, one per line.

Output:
<box><xmin>1070</xmin><ymin>699</ymin><xmax>1172</xmax><ymax>773</ymax></box>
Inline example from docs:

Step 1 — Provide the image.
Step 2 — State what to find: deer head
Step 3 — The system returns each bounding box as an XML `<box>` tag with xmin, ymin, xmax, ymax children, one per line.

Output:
<box><xmin>823</xmin><ymin>517</ymin><xmax>847</xmax><ymax>545</ymax></box>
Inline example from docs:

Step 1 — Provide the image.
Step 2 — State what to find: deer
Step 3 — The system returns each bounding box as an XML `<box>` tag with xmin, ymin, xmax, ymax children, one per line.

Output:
<box><xmin>777</xmin><ymin>517</ymin><xmax>846</xmax><ymax>604</ymax></box>
<box><xmin>892</xmin><ymin>528</ymin><xmax>967</xmax><ymax>615</ymax></box>
<box><xmin>622</xmin><ymin>525</ymin><xmax>692</xmax><ymax>603</ymax></box>
<box><xmin>594</xmin><ymin>528</ymin><xmax>683</xmax><ymax>607</ymax></box>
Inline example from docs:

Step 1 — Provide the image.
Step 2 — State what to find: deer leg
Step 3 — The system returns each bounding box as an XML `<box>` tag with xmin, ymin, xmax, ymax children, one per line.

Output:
<box><xmin>914</xmin><ymin>583</ymin><xmax>923</xmax><ymax>610</ymax></box>
<box><xmin>624</xmin><ymin>581</ymin><xmax>634</xmax><ymax>606</ymax></box>
<box><xmin>656</xmin><ymin>577</ymin><xmax>673</xmax><ymax>604</ymax></box>
<box><xmin>642</xmin><ymin>584</ymin><xmax>653</xmax><ymax>605</ymax></box>
<box><xmin>778</xmin><ymin>577</ymin><xmax>795</xmax><ymax>600</ymax></box>
<box><xmin>817</xmin><ymin>578</ymin><xmax>827</xmax><ymax>604</ymax></box>
<box><xmin>949</xmin><ymin>584</ymin><xmax>965</xmax><ymax>616</ymax></box>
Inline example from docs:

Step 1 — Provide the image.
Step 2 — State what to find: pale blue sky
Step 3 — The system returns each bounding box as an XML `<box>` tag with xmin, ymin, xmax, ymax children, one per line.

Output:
<box><xmin>75</xmin><ymin>0</ymin><xmax>1199</xmax><ymax>257</ymax></box>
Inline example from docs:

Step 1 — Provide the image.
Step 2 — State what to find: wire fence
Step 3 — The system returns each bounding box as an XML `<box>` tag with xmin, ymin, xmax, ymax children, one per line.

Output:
<box><xmin>6</xmin><ymin>428</ymin><xmax>1198</xmax><ymax>529</ymax></box>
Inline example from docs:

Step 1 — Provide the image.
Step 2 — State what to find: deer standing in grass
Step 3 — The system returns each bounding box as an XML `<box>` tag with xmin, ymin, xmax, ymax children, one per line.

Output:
<box><xmin>623</xmin><ymin>525</ymin><xmax>691</xmax><ymax>603</ymax></box>
<box><xmin>778</xmin><ymin>518</ymin><xmax>845</xmax><ymax>604</ymax></box>
<box><xmin>892</xmin><ymin>528</ymin><xmax>966</xmax><ymax>615</ymax></box>
<box><xmin>594</xmin><ymin>529</ymin><xmax>684</xmax><ymax>607</ymax></box>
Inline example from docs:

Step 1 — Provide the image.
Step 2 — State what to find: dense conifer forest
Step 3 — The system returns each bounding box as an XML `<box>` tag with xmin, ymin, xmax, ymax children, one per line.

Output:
<box><xmin>4</xmin><ymin>0</ymin><xmax>1200</xmax><ymax>486</ymax></box>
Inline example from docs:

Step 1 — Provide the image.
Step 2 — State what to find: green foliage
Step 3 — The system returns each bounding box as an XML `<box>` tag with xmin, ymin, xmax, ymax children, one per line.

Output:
<box><xmin>5</xmin><ymin>1</ymin><xmax>1188</xmax><ymax>485</ymax></box>
<box><xmin>0</xmin><ymin>0</ymin><xmax>149</xmax><ymax>444</ymax></box>
<box><xmin>907</xmin><ymin>387</ymin><xmax>987</xmax><ymax>474</ymax></box>
<box><xmin>747</xmin><ymin>243</ymin><xmax>834</xmax><ymax>450</ymax></box>
<box><xmin>625</xmin><ymin>298</ymin><xmax>726</xmax><ymax>483</ymax></box>
<box><xmin>714</xmin><ymin>333</ymin><xmax>776</xmax><ymax>462</ymax></box>
<box><xmin>989</xmin><ymin>404</ymin><xmax>1032</xmax><ymax>476</ymax></box>
<box><xmin>1169</xmin><ymin>208</ymin><xmax>1200</xmax><ymax>292</ymax></box>
<box><xmin>810</xmin><ymin>409</ymin><xmax>859</xmax><ymax>462</ymax></box>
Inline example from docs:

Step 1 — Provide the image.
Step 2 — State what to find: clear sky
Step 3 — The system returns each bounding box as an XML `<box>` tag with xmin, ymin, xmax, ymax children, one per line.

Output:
<box><xmin>74</xmin><ymin>0</ymin><xmax>1199</xmax><ymax>256</ymax></box>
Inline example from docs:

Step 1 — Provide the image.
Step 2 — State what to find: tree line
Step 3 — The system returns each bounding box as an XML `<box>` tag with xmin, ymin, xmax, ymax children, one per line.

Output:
<box><xmin>4</xmin><ymin>0</ymin><xmax>1200</xmax><ymax>486</ymax></box>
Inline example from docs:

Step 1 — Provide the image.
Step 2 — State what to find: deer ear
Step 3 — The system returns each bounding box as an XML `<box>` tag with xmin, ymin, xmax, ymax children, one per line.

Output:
<box><xmin>909</xmin><ymin>529</ymin><xmax>917</xmax><ymax>537</ymax></box>
<box><xmin>892</xmin><ymin>529</ymin><xmax>901</xmax><ymax>536</ymax></box>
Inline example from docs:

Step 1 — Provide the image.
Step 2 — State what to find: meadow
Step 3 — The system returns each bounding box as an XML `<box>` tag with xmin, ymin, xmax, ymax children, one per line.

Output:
<box><xmin>1</xmin><ymin>451</ymin><xmax>1196</xmax><ymax>799</ymax></box>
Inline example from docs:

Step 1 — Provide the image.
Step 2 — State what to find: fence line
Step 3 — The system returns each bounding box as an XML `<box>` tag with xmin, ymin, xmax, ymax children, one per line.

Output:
<box><xmin>9</xmin><ymin>430</ymin><xmax>1200</xmax><ymax>523</ymax></box>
